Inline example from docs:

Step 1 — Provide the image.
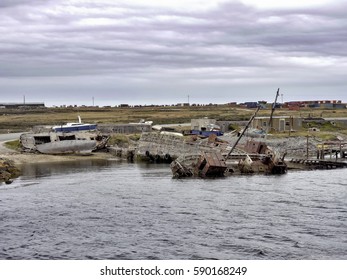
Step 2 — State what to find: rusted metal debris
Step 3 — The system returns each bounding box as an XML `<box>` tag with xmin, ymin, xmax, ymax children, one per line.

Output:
<box><xmin>170</xmin><ymin>102</ymin><xmax>288</xmax><ymax>178</ymax></box>
<box><xmin>170</xmin><ymin>139</ymin><xmax>288</xmax><ymax>178</ymax></box>
<box><xmin>236</xmin><ymin>153</ymin><xmax>287</xmax><ymax>175</ymax></box>
<box><xmin>170</xmin><ymin>151</ymin><xmax>228</xmax><ymax>179</ymax></box>
<box><xmin>170</xmin><ymin>159</ymin><xmax>194</xmax><ymax>178</ymax></box>
<box><xmin>235</xmin><ymin>139</ymin><xmax>287</xmax><ymax>175</ymax></box>
<box><xmin>194</xmin><ymin>151</ymin><xmax>228</xmax><ymax>178</ymax></box>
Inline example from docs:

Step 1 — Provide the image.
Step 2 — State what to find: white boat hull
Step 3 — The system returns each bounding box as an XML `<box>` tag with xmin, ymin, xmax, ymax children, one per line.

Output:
<box><xmin>36</xmin><ymin>140</ymin><xmax>97</xmax><ymax>154</ymax></box>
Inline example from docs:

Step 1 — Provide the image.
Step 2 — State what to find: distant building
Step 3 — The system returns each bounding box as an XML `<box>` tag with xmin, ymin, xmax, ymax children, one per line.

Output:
<box><xmin>243</xmin><ymin>102</ymin><xmax>258</xmax><ymax>109</ymax></box>
<box><xmin>176</xmin><ymin>103</ymin><xmax>190</xmax><ymax>107</ymax></box>
<box><xmin>285</xmin><ymin>100</ymin><xmax>345</xmax><ymax>109</ymax></box>
<box><xmin>252</xmin><ymin>116</ymin><xmax>302</xmax><ymax>132</ymax></box>
<box><xmin>191</xmin><ymin>118</ymin><xmax>217</xmax><ymax>131</ymax></box>
<box><xmin>227</xmin><ymin>102</ymin><xmax>237</xmax><ymax>107</ymax></box>
<box><xmin>0</xmin><ymin>102</ymin><xmax>45</xmax><ymax>109</ymax></box>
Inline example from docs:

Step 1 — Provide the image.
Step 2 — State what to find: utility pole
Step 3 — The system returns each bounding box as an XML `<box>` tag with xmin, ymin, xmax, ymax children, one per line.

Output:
<box><xmin>92</xmin><ymin>96</ymin><xmax>95</xmax><ymax>107</ymax></box>
<box><xmin>188</xmin><ymin>94</ymin><xmax>190</xmax><ymax>105</ymax></box>
<box><xmin>23</xmin><ymin>95</ymin><xmax>26</xmax><ymax>104</ymax></box>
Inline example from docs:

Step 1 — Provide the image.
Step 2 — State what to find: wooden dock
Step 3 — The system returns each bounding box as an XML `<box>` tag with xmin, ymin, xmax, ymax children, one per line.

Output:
<box><xmin>316</xmin><ymin>141</ymin><xmax>347</xmax><ymax>160</ymax></box>
<box><xmin>287</xmin><ymin>158</ymin><xmax>347</xmax><ymax>170</ymax></box>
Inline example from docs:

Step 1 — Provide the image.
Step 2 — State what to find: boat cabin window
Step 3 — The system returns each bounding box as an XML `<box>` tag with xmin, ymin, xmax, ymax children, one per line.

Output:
<box><xmin>34</xmin><ymin>136</ymin><xmax>51</xmax><ymax>144</ymax></box>
<box><xmin>59</xmin><ymin>135</ymin><xmax>76</xmax><ymax>141</ymax></box>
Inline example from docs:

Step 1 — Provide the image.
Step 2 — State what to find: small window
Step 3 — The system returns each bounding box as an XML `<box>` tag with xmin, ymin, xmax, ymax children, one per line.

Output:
<box><xmin>59</xmin><ymin>135</ymin><xmax>76</xmax><ymax>141</ymax></box>
<box><xmin>34</xmin><ymin>136</ymin><xmax>51</xmax><ymax>144</ymax></box>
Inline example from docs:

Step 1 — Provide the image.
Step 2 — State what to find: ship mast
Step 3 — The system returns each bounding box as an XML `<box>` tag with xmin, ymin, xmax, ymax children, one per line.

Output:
<box><xmin>225</xmin><ymin>106</ymin><xmax>260</xmax><ymax>159</ymax></box>
<box><xmin>266</xmin><ymin>88</ymin><xmax>280</xmax><ymax>138</ymax></box>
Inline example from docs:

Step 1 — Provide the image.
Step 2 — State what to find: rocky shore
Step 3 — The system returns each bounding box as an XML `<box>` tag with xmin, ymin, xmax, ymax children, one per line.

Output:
<box><xmin>1</xmin><ymin>131</ymin><xmax>345</xmax><ymax>183</ymax></box>
<box><xmin>0</xmin><ymin>157</ymin><xmax>20</xmax><ymax>183</ymax></box>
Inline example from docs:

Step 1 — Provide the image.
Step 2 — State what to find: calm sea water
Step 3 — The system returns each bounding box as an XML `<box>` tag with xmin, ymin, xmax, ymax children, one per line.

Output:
<box><xmin>0</xmin><ymin>159</ymin><xmax>346</xmax><ymax>260</ymax></box>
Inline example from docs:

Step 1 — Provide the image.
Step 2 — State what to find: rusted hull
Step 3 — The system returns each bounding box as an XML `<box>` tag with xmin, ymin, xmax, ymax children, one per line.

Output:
<box><xmin>170</xmin><ymin>160</ymin><xmax>194</xmax><ymax>178</ymax></box>
<box><xmin>171</xmin><ymin>153</ymin><xmax>287</xmax><ymax>178</ymax></box>
<box><xmin>171</xmin><ymin>152</ymin><xmax>228</xmax><ymax>178</ymax></box>
<box><xmin>233</xmin><ymin>160</ymin><xmax>287</xmax><ymax>175</ymax></box>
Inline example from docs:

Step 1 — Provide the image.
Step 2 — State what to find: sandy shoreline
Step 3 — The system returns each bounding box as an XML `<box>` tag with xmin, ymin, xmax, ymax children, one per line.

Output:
<box><xmin>0</xmin><ymin>147</ymin><xmax>115</xmax><ymax>166</ymax></box>
<box><xmin>0</xmin><ymin>140</ymin><xmax>117</xmax><ymax>182</ymax></box>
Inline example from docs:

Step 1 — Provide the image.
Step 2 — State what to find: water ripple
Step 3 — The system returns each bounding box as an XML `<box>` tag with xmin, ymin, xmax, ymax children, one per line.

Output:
<box><xmin>0</xmin><ymin>161</ymin><xmax>346</xmax><ymax>259</ymax></box>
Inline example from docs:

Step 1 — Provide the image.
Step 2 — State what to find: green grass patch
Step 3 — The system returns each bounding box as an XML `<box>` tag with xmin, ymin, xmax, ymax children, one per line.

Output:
<box><xmin>4</xmin><ymin>140</ymin><xmax>21</xmax><ymax>151</ymax></box>
<box><xmin>108</xmin><ymin>134</ymin><xmax>129</xmax><ymax>146</ymax></box>
<box><xmin>304</xmin><ymin>121</ymin><xmax>341</xmax><ymax>131</ymax></box>
<box><xmin>108</xmin><ymin>133</ymin><xmax>142</xmax><ymax>147</ymax></box>
<box><xmin>128</xmin><ymin>134</ymin><xmax>141</xmax><ymax>141</ymax></box>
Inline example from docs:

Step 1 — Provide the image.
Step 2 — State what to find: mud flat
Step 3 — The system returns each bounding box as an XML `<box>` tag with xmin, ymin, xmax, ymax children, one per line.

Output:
<box><xmin>1</xmin><ymin>151</ymin><xmax>114</xmax><ymax>166</ymax></box>
<box><xmin>0</xmin><ymin>151</ymin><xmax>118</xmax><ymax>184</ymax></box>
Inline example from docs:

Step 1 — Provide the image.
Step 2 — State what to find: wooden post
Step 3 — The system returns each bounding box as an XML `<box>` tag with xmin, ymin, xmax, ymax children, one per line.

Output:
<box><xmin>306</xmin><ymin>135</ymin><xmax>309</xmax><ymax>159</ymax></box>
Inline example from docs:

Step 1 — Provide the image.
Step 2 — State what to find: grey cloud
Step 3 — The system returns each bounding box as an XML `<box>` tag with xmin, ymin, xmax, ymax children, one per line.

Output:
<box><xmin>0</xmin><ymin>0</ymin><xmax>48</xmax><ymax>8</ymax></box>
<box><xmin>0</xmin><ymin>0</ymin><xmax>346</xmax><ymax>104</ymax></box>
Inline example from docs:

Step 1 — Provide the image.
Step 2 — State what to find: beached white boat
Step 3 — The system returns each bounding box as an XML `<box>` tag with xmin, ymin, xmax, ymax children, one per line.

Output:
<box><xmin>36</xmin><ymin>139</ymin><xmax>97</xmax><ymax>154</ymax></box>
<box><xmin>20</xmin><ymin>131</ymin><xmax>109</xmax><ymax>154</ymax></box>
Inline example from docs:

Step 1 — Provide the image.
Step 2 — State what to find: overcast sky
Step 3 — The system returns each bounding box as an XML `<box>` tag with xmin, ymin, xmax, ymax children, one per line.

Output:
<box><xmin>0</xmin><ymin>0</ymin><xmax>346</xmax><ymax>106</ymax></box>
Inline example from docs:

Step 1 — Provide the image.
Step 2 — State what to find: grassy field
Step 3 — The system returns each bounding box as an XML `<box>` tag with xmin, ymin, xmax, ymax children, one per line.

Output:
<box><xmin>1</xmin><ymin>105</ymin><xmax>347</xmax><ymax>137</ymax></box>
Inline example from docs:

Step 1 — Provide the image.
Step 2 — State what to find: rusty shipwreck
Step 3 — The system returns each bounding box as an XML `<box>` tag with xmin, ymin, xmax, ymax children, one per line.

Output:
<box><xmin>170</xmin><ymin>99</ymin><xmax>287</xmax><ymax>178</ymax></box>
